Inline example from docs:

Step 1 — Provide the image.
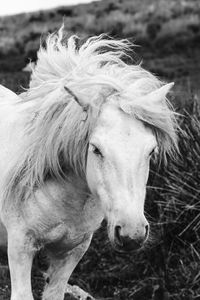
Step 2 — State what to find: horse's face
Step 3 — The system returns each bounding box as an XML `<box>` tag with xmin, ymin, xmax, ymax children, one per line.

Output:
<box><xmin>86</xmin><ymin>101</ymin><xmax>157</xmax><ymax>252</ymax></box>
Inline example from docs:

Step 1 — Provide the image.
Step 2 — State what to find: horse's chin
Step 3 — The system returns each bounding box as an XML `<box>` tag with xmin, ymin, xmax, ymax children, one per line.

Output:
<box><xmin>111</xmin><ymin>241</ymin><xmax>144</xmax><ymax>253</ymax></box>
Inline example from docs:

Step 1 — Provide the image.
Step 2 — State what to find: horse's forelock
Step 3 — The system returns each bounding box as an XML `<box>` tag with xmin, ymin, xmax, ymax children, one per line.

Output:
<box><xmin>119</xmin><ymin>85</ymin><xmax>179</xmax><ymax>161</ymax></box>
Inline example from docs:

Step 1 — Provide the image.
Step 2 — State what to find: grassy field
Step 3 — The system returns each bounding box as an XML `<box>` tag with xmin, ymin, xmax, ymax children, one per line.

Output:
<box><xmin>0</xmin><ymin>0</ymin><xmax>200</xmax><ymax>299</ymax></box>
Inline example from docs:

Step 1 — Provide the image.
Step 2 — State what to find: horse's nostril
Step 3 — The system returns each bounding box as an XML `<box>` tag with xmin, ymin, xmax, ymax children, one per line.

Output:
<box><xmin>114</xmin><ymin>225</ymin><xmax>123</xmax><ymax>246</ymax></box>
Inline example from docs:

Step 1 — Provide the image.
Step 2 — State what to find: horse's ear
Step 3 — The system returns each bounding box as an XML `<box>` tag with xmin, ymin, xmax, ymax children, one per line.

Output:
<box><xmin>145</xmin><ymin>82</ymin><xmax>174</xmax><ymax>104</ymax></box>
<box><xmin>120</xmin><ymin>82</ymin><xmax>174</xmax><ymax>116</ymax></box>
<box><xmin>64</xmin><ymin>86</ymin><xmax>89</xmax><ymax>112</ymax></box>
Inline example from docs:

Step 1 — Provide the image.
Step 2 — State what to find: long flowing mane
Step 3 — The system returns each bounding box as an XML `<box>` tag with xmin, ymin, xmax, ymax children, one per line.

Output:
<box><xmin>3</xmin><ymin>26</ymin><xmax>178</xmax><ymax>207</ymax></box>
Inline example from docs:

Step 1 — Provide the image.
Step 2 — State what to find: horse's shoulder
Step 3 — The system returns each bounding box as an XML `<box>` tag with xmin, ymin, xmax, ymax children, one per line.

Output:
<box><xmin>0</xmin><ymin>85</ymin><xmax>20</xmax><ymax>103</ymax></box>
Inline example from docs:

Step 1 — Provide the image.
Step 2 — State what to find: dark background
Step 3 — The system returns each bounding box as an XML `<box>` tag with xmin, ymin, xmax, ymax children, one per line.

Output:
<box><xmin>0</xmin><ymin>0</ymin><xmax>200</xmax><ymax>299</ymax></box>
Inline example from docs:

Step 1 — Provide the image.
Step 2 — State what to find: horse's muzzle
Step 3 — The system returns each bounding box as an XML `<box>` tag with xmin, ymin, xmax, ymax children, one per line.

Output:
<box><xmin>113</xmin><ymin>224</ymin><xmax>149</xmax><ymax>252</ymax></box>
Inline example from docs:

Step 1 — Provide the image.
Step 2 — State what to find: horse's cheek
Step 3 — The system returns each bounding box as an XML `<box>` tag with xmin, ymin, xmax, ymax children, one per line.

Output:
<box><xmin>86</xmin><ymin>156</ymin><xmax>99</xmax><ymax>195</ymax></box>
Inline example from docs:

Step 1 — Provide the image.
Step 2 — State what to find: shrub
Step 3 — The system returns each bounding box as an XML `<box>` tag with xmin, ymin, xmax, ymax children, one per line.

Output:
<box><xmin>146</xmin><ymin>21</ymin><xmax>162</xmax><ymax>40</ymax></box>
<box><xmin>57</xmin><ymin>7</ymin><xmax>74</xmax><ymax>17</ymax></box>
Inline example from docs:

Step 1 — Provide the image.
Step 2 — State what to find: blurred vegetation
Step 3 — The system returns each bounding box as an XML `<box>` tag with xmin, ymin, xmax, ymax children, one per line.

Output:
<box><xmin>0</xmin><ymin>0</ymin><xmax>200</xmax><ymax>72</ymax></box>
<box><xmin>0</xmin><ymin>0</ymin><xmax>199</xmax><ymax>102</ymax></box>
<box><xmin>0</xmin><ymin>0</ymin><xmax>200</xmax><ymax>299</ymax></box>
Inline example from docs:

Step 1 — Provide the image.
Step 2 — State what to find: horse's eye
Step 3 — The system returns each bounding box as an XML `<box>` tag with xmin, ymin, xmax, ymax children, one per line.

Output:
<box><xmin>149</xmin><ymin>148</ymin><xmax>155</xmax><ymax>157</ymax></box>
<box><xmin>93</xmin><ymin>146</ymin><xmax>103</xmax><ymax>157</ymax></box>
<box><xmin>149</xmin><ymin>146</ymin><xmax>158</xmax><ymax>157</ymax></box>
<box><xmin>92</xmin><ymin>145</ymin><xmax>103</xmax><ymax>158</ymax></box>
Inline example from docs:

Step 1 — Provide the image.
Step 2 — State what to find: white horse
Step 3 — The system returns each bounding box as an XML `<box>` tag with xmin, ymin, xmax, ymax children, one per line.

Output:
<box><xmin>0</xmin><ymin>26</ymin><xmax>178</xmax><ymax>300</ymax></box>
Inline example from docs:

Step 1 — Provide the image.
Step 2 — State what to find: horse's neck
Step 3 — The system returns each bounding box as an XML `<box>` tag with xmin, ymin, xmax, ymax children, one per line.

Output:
<box><xmin>64</xmin><ymin>173</ymin><xmax>90</xmax><ymax>201</ymax></box>
<box><xmin>36</xmin><ymin>175</ymin><xmax>99</xmax><ymax>229</ymax></box>
<box><xmin>45</xmin><ymin>173</ymin><xmax>90</xmax><ymax>207</ymax></box>
<box><xmin>46</xmin><ymin>175</ymin><xmax>103</xmax><ymax>233</ymax></box>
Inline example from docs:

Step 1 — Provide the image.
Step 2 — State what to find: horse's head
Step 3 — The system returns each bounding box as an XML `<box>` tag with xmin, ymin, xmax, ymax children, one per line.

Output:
<box><xmin>63</xmin><ymin>82</ymin><xmax>177</xmax><ymax>252</ymax></box>
<box><xmin>86</xmin><ymin>104</ymin><xmax>150</xmax><ymax>251</ymax></box>
<box><xmin>83</xmin><ymin>83</ymin><xmax>176</xmax><ymax>252</ymax></box>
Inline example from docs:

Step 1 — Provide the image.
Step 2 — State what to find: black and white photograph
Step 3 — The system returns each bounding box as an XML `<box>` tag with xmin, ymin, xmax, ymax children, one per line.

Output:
<box><xmin>0</xmin><ymin>0</ymin><xmax>199</xmax><ymax>299</ymax></box>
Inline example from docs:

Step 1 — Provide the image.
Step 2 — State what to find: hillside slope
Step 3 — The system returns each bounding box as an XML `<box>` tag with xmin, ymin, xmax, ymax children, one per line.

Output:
<box><xmin>0</xmin><ymin>0</ymin><xmax>199</xmax><ymax>104</ymax></box>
